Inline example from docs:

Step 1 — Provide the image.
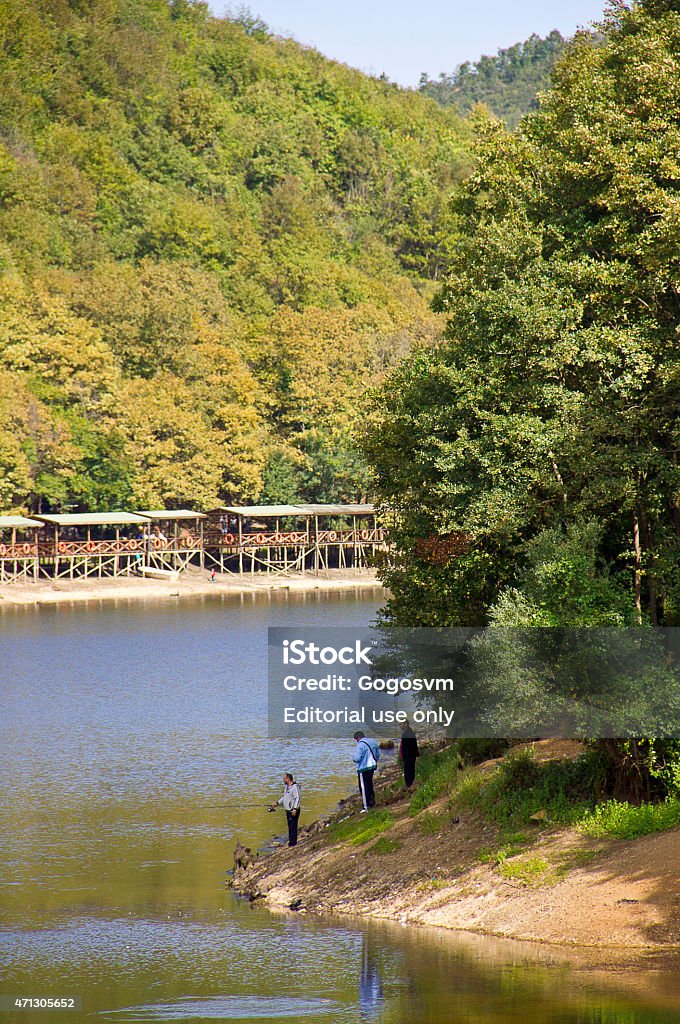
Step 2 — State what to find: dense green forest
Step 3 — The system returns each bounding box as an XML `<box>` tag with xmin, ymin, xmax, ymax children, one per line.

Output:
<box><xmin>365</xmin><ymin>0</ymin><xmax>680</xmax><ymax>630</ymax></box>
<box><xmin>369</xmin><ymin>0</ymin><xmax>680</xmax><ymax>792</ymax></box>
<box><xmin>0</xmin><ymin>0</ymin><xmax>470</xmax><ymax>513</ymax></box>
<box><xmin>419</xmin><ymin>30</ymin><xmax>567</xmax><ymax>126</ymax></box>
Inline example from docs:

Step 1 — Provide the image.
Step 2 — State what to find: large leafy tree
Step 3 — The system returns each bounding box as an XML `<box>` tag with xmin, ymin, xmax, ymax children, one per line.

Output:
<box><xmin>364</xmin><ymin>0</ymin><xmax>680</xmax><ymax>627</ymax></box>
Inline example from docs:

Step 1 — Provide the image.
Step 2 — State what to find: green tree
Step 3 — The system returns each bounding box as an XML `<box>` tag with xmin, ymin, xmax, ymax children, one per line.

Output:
<box><xmin>365</xmin><ymin>1</ymin><xmax>680</xmax><ymax>628</ymax></box>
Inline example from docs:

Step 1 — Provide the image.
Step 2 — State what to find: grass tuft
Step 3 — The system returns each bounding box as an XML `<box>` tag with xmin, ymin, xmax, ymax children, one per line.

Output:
<box><xmin>372</xmin><ymin>836</ymin><xmax>402</xmax><ymax>854</ymax></box>
<box><xmin>327</xmin><ymin>809</ymin><xmax>395</xmax><ymax>846</ymax></box>
<box><xmin>498</xmin><ymin>856</ymin><xmax>551</xmax><ymax>886</ymax></box>
<box><xmin>416</xmin><ymin>877</ymin><xmax>450</xmax><ymax>893</ymax></box>
<box><xmin>417</xmin><ymin>811</ymin><xmax>447</xmax><ymax>835</ymax></box>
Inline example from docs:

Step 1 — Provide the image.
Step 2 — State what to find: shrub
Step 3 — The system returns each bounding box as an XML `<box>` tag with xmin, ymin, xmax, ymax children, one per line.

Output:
<box><xmin>461</xmin><ymin>748</ymin><xmax>601</xmax><ymax>827</ymax></box>
<box><xmin>578</xmin><ymin>798</ymin><xmax>680</xmax><ymax>840</ymax></box>
<box><xmin>456</xmin><ymin>738</ymin><xmax>510</xmax><ymax>764</ymax></box>
<box><xmin>409</xmin><ymin>745</ymin><xmax>461</xmax><ymax>814</ymax></box>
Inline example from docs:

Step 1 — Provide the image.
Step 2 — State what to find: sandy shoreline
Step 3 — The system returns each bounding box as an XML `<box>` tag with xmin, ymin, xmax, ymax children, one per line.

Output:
<box><xmin>0</xmin><ymin>567</ymin><xmax>385</xmax><ymax>608</ymax></box>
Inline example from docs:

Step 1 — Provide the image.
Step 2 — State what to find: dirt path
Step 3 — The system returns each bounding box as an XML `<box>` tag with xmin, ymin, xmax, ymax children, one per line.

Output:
<box><xmin>232</xmin><ymin>743</ymin><xmax>680</xmax><ymax>953</ymax></box>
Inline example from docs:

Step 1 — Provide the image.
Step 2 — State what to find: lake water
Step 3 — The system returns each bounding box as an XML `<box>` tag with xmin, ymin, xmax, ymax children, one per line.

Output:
<box><xmin>1</xmin><ymin>590</ymin><xmax>679</xmax><ymax>1024</ymax></box>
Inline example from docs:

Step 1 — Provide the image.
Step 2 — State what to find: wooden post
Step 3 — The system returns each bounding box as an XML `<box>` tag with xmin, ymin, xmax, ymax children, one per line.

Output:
<box><xmin>314</xmin><ymin>515</ymin><xmax>319</xmax><ymax>576</ymax></box>
<box><xmin>238</xmin><ymin>515</ymin><xmax>243</xmax><ymax>575</ymax></box>
<box><xmin>353</xmin><ymin>515</ymin><xmax>357</xmax><ymax>569</ymax></box>
<box><xmin>200</xmin><ymin>517</ymin><xmax>205</xmax><ymax>569</ymax></box>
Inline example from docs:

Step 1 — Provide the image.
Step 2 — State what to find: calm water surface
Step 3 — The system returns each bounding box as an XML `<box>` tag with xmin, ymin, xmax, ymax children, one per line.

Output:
<box><xmin>1</xmin><ymin>589</ymin><xmax>679</xmax><ymax>1024</ymax></box>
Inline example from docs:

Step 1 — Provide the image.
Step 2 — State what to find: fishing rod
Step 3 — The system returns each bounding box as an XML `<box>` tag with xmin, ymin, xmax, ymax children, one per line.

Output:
<box><xmin>194</xmin><ymin>802</ymin><xmax>279</xmax><ymax>810</ymax></box>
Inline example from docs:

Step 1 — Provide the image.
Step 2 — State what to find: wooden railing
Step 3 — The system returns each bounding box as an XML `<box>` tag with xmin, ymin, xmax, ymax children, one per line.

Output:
<box><xmin>0</xmin><ymin>530</ymin><xmax>387</xmax><ymax>559</ymax></box>
<box><xmin>0</xmin><ymin>542</ymin><xmax>40</xmax><ymax>558</ymax></box>
<box><xmin>39</xmin><ymin>537</ymin><xmax>201</xmax><ymax>558</ymax></box>
<box><xmin>204</xmin><ymin>529</ymin><xmax>386</xmax><ymax>548</ymax></box>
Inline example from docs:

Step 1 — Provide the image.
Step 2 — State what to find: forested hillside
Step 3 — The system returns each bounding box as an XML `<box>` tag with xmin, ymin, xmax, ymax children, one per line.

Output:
<box><xmin>0</xmin><ymin>0</ymin><xmax>470</xmax><ymax>513</ymax></box>
<box><xmin>419</xmin><ymin>31</ymin><xmax>567</xmax><ymax>126</ymax></box>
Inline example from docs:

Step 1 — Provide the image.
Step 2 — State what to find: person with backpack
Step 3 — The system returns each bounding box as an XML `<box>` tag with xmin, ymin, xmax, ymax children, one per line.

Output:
<box><xmin>353</xmin><ymin>731</ymin><xmax>380</xmax><ymax>812</ymax></box>
<box><xmin>269</xmin><ymin>772</ymin><xmax>301</xmax><ymax>847</ymax></box>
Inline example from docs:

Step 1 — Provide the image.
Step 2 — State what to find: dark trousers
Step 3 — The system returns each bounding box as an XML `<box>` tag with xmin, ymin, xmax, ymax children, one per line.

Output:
<box><xmin>403</xmin><ymin>758</ymin><xmax>417</xmax><ymax>788</ymax></box>
<box><xmin>286</xmin><ymin>809</ymin><xmax>299</xmax><ymax>847</ymax></box>
<box><xmin>358</xmin><ymin>769</ymin><xmax>376</xmax><ymax>809</ymax></box>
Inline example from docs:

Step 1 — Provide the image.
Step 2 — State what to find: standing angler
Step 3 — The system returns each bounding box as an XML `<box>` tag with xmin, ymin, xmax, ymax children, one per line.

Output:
<box><xmin>399</xmin><ymin>718</ymin><xmax>420</xmax><ymax>790</ymax></box>
<box><xmin>269</xmin><ymin>772</ymin><xmax>301</xmax><ymax>847</ymax></box>
<box><xmin>353</xmin><ymin>731</ymin><xmax>380</xmax><ymax>812</ymax></box>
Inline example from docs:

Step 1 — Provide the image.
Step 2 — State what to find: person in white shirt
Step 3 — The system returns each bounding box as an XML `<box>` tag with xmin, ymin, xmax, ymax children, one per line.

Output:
<box><xmin>270</xmin><ymin>772</ymin><xmax>301</xmax><ymax>846</ymax></box>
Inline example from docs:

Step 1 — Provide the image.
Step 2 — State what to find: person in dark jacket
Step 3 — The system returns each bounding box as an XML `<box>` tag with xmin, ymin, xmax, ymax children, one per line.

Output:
<box><xmin>399</xmin><ymin>719</ymin><xmax>420</xmax><ymax>790</ymax></box>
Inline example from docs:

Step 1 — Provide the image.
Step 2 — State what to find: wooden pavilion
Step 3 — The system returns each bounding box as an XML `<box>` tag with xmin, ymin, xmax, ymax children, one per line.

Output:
<box><xmin>136</xmin><ymin>510</ymin><xmax>206</xmax><ymax>574</ymax></box>
<box><xmin>203</xmin><ymin>503</ymin><xmax>384</xmax><ymax>574</ymax></box>
<box><xmin>0</xmin><ymin>516</ymin><xmax>44</xmax><ymax>583</ymax></box>
<box><xmin>35</xmin><ymin>512</ymin><xmax>152</xmax><ymax>579</ymax></box>
<box><xmin>0</xmin><ymin>504</ymin><xmax>386</xmax><ymax>582</ymax></box>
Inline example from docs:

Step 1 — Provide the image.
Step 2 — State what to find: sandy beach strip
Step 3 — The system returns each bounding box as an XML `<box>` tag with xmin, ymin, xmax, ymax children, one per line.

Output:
<box><xmin>0</xmin><ymin>567</ymin><xmax>386</xmax><ymax>608</ymax></box>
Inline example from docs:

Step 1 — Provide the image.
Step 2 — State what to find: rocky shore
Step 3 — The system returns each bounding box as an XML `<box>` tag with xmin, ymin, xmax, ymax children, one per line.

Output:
<box><xmin>230</xmin><ymin>741</ymin><xmax>680</xmax><ymax>956</ymax></box>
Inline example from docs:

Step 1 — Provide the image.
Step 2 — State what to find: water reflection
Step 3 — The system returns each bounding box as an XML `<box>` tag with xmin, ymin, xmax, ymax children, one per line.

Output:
<box><xmin>102</xmin><ymin>995</ymin><xmax>347</xmax><ymax>1021</ymax></box>
<box><xmin>1</xmin><ymin>591</ymin><xmax>679</xmax><ymax>1024</ymax></box>
<box><xmin>359</xmin><ymin>936</ymin><xmax>384</xmax><ymax>1020</ymax></box>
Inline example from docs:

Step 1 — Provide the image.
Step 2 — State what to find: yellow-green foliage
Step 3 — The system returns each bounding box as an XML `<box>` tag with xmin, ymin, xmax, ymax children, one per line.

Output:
<box><xmin>328</xmin><ymin>809</ymin><xmax>395</xmax><ymax>846</ymax></box>
<box><xmin>578</xmin><ymin>798</ymin><xmax>680</xmax><ymax>841</ymax></box>
<box><xmin>0</xmin><ymin>0</ymin><xmax>471</xmax><ymax>512</ymax></box>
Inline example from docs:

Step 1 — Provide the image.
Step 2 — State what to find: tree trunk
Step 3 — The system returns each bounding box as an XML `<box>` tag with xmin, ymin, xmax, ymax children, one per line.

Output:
<box><xmin>632</xmin><ymin>511</ymin><xmax>643</xmax><ymax>625</ymax></box>
<box><xmin>671</xmin><ymin>454</ymin><xmax>680</xmax><ymax>535</ymax></box>
<box><xmin>639</xmin><ymin>507</ymin><xmax>658</xmax><ymax>625</ymax></box>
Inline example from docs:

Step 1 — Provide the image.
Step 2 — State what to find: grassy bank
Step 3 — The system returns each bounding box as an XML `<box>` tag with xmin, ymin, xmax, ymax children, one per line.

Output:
<box><xmin>410</xmin><ymin>742</ymin><xmax>680</xmax><ymax>844</ymax></box>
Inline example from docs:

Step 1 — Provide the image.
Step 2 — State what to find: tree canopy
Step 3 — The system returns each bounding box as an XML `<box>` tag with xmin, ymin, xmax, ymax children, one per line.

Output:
<box><xmin>364</xmin><ymin>0</ymin><xmax>680</xmax><ymax>628</ymax></box>
<box><xmin>419</xmin><ymin>30</ymin><xmax>567</xmax><ymax>127</ymax></box>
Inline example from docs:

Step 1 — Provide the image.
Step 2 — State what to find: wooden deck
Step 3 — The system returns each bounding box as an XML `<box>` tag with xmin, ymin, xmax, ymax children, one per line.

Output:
<box><xmin>0</xmin><ymin>506</ymin><xmax>388</xmax><ymax>582</ymax></box>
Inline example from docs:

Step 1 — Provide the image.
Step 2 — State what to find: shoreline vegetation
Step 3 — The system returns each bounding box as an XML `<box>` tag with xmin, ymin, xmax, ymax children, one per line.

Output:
<box><xmin>230</xmin><ymin>740</ymin><xmax>680</xmax><ymax>959</ymax></box>
<box><xmin>0</xmin><ymin>567</ymin><xmax>384</xmax><ymax>608</ymax></box>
